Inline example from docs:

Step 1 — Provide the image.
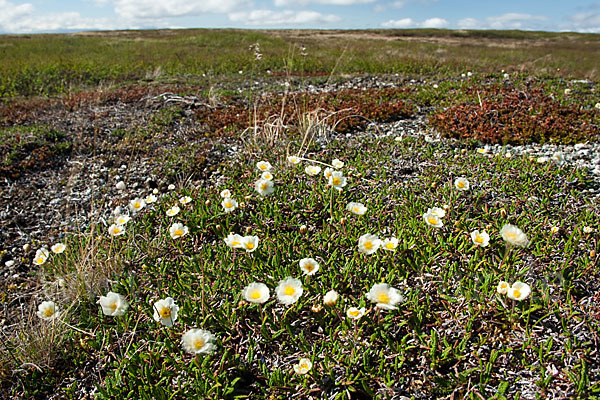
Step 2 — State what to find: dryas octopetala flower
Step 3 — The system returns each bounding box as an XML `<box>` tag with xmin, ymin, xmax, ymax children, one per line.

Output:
<box><xmin>114</xmin><ymin>214</ymin><xmax>131</xmax><ymax>225</ymax></box>
<box><xmin>179</xmin><ymin>196</ymin><xmax>192</xmax><ymax>205</ymax></box>
<box><xmin>129</xmin><ymin>198</ymin><xmax>146</xmax><ymax>214</ymax></box>
<box><xmin>181</xmin><ymin>329</ymin><xmax>216</xmax><ymax>355</ymax></box>
<box><xmin>220</xmin><ymin>189</ymin><xmax>232</xmax><ymax>198</ymax></box>
<box><xmin>224</xmin><ymin>233</ymin><xmax>243</xmax><ymax>249</ymax></box>
<box><xmin>323</xmin><ymin>167</ymin><xmax>333</xmax><ymax>180</ymax></box>
<box><xmin>507</xmin><ymin>281</ymin><xmax>531</xmax><ymax>301</ymax></box>
<box><xmin>497</xmin><ymin>281</ymin><xmax>510</xmax><ymax>295</ymax></box>
<box><xmin>423</xmin><ymin>211</ymin><xmax>443</xmax><ymax>228</ymax></box>
<box><xmin>37</xmin><ymin>300</ymin><xmax>59</xmax><ymax>320</ymax></box>
<box><xmin>454</xmin><ymin>177</ymin><xmax>470</xmax><ymax>191</ymax></box>
<box><xmin>550</xmin><ymin>226</ymin><xmax>560</xmax><ymax>235</ymax></box>
<box><xmin>153</xmin><ymin>297</ymin><xmax>179</xmax><ymax>327</ymax></box>
<box><xmin>287</xmin><ymin>155</ymin><xmax>301</xmax><ymax>165</ymax></box>
<box><xmin>299</xmin><ymin>257</ymin><xmax>320</xmax><ymax>276</ymax></box>
<box><xmin>242</xmin><ymin>282</ymin><xmax>270</xmax><ymax>304</ymax></box>
<box><xmin>428</xmin><ymin>207</ymin><xmax>446</xmax><ymax>218</ymax></box>
<box><xmin>51</xmin><ymin>243</ymin><xmax>66</xmax><ymax>254</ymax></box>
<box><xmin>328</xmin><ymin>171</ymin><xmax>347</xmax><ymax>191</ymax></box>
<box><xmin>261</xmin><ymin>171</ymin><xmax>274</xmax><ymax>181</ymax></box>
<box><xmin>366</xmin><ymin>283</ymin><xmax>403</xmax><ymax>310</ymax></box>
<box><xmin>108</xmin><ymin>224</ymin><xmax>125</xmax><ymax>237</ymax></box>
<box><xmin>98</xmin><ymin>291</ymin><xmax>129</xmax><ymax>316</ymax></box>
<box><xmin>166</xmin><ymin>206</ymin><xmax>180</xmax><ymax>217</ymax></box>
<box><xmin>255</xmin><ymin>179</ymin><xmax>274</xmax><ymax>196</ymax></box>
<box><xmin>221</xmin><ymin>197</ymin><xmax>238</xmax><ymax>213</ymax></box>
<box><xmin>256</xmin><ymin>161</ymin><xmax>272</xmax><ymax>171</ymax></box>
<box><xmin>346</xmin><ymin>307</ymin><xmax>365</xmax><ymax>320</ymax></box>
<box><xmin>470</xmin><ymin>230</ymin><xmax>490</xmax><ymax>247</ymax></box>
<box><xmin>275</xmin><ymin>277</ymin><xmax>303</xmax><ymax>305</ymax></box>
<box><xmin>583</xmin><ymin>226</ymin><xmax>594</xmax><ymax>234</ymax></box>
<box><xmin>169</xmin><ymin>223</ymin><xmax>189</xmax><ymax>239</ymax></box>
<box><xmin>241</xmin><ymin>235</ymin><xmax>259</xmax><ymax>252</ymax></box>
<box><xmin>332</xmin><ymin>159</ymin><xmax>344</xmax><ymax>169</ymax></box>
<box><xmin>500</xmin><ymin>224</ymin><xmax>529</xmax><ymax>247</ymax></box>
<box><xmin>323</xmin><ymin>290</ymin><xmax>339</xmax><ymax>306</ymax></box>
<box><xmin>358</xmin><ymin>234</ymin><xmax>381</xmax><ymax>255</ymax></box>
<box><xmin>293</xmin><ymin>358</ymin><xmax>313</xmax><ymax>375</ymax></box>
<box><xmin>346</xmin><ymin>202</ymin><xmax>367</xmax><ymax>216</ymax></box>
<box><xmin>305</xmin><ymin>165</ymin><xmax>321</xmax><ymax>176</ymax></box>
<box><xmin>382</xmin><ymin>237</ymin><xmax>399</xmax><ymax>251</ymax></box>
<box><xmin>144</xmin><ymin>194</ymin><xmax>157</xmax><ymax>204</ymax></box>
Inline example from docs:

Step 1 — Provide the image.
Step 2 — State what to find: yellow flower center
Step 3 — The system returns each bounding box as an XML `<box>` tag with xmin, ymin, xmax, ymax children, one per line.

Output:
<box><xmin>44</xmin><ymin>308</ymin><xmax>54</xmax><ymax>317</ymax></box>
<box><xmin>349</xmin><ymin>309</ymin><xmax>359</xmax><ymax>317</ymax></box>
<box><xmin>225</xmin><ymin>201</ymin><xmax>232</xmax><ymax>208</ymax></box>
<box><xmin>513</xmin><ymin>289</ymin><xmax>521</xmax><ymax>298</ymax></box>
<box><xmin>457</xmin><ymin>181</ymin><xmax>465</xmax><ymax>188</ymax></box>
<box><xmin>284</xmin><ymin>286</ymin><xmax>295</xmax><ymax>296</ymax></box>
<box><xmin>386</xmin><ymin>242</ymin><xmax>395</xmax><ymax>249</ymax></box>
<box><xmin>113</xmin><ymin>227</ymin><xmax>121</xmax><ymax>234</ymax></box>
<box><xmin>232</xmin><ymin>240</ymin><xmax>240</xmax><ymax>246</ymax></box>
<box><xmin>304</xmin><ymin>263</ymin><xmax>315</xmax><ymax>272</ymax></box>
<box><xmin>193</xmin><ymin>337</ymin><xmax>206</xmax><ymax>350</ymax></box>
<box><xmin>353</xmin><ymin>207</ymin><xmax>360</xmax><ymax>213</ymax></box>
<box><xmin>109</xmin><ymin>302</ymin><xmax>117</xmax><ymax>310</ymax></box>
<box><xmin>159</xmin><ymin>307</ymin><xmax>171</xmax><ymax>319</ymax></box>
<box><xmin>377</xmin><ymin>293</ymin><xmax>390</xmax><ymax>304</ymax></box>
<box><xmin>261</xmin><ymin>183</ymin><xmax>268</xmax><ymax>191</ymax></box>
<box><xmin>250</xmin><ymin>290</ymin><xmax>261</xmax><ymax>299</ymax></box>
<box><xmin>134</xmin><ymin>202</ymin><xmax>141</xmax><ymax>209</ymax></box>
<box><xmin>174</xmin><ymin>229</ymin><xmax>184</xmax><ymax>236</ymax></box>
<box><xmin>245</xmin><ymin>242</ymin><xmax>254</xmax><ymax>250</ymax></box>
<box><xmin>364</xmin><ymin>241</ymin><xmax>373</xmax><ymax>250</ymax></box>
<box><xmin>332</xmin><ymin>177</ymin><xmax>341</xmax><ymax>185</ymax></box>
<box><xmin>36</xmin><ymin>257</ymin><xmax>45</xmax><ymax>264</ymax></box>
<box><xmin>260</xmin><ymin>165</ymin><xmax>266</xmax><ymax>170</ymax></box>
<box><xmin>506</xmin><ymin>232</ymin><xmax>517</xmax><ymax>240</ymax></box>
<box><xmin>428</xmin><ymin>216</ymin><xmax>438</xmax><ymax>225</ymax></box>
<box><xmin>475</xmin><ymin>235</ymin><xmax>484</xmax><ymax>244</ymax></box>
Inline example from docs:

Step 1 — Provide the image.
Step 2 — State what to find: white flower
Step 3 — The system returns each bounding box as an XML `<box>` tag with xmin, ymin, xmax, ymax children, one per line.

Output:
<box><xmin>115</xmin><ymin>181</ymin><xmax>126</xmax><ymax>191</ymax></box>
<box><xmin>428</xmin><ymin>207</ymin><xmax>446</xmax><ymax>218</ymax></box>
<box><xmin>179</xmin><ymin>196</ymin><xmax>192</xmax><ymax>205</ymax></box>
<box><xmin>293</xmin><ymin>358</ymin><xmax>313</xmax><ymax>375</ymax></box>
<box><xmin>346</xmin><ymin>202</ymin><xmax>367</xmax><ymax>216</ymax></box>
<box><xmin>181</xmin><ymin>329</ymin><xmax>216</xmax><ymax>355</ymax></box>
<box><xmin>537</xmin><ymin>156</ymin><xmax>549</xmax><ymax>163</ymax></box>
<box><xmin>323</xmin><ymin>167</ymin><xmax>333</xmax><ymax>180</ymax></box>
<box><xmin>114</xmin><ymin>214</ymin><xmax>131</xmax><ymax>225</ymax></box>
<box><xmin>51</xmin><ymin>243</ymin><xmax>66</xmax><ymax>254</ymax></box>
<box><xmin>221</xmin><ymin>197</ymin><xmax>238</xmax><ymax>213</ymax></box>
<box><xmin>168</xmin><ymin>184</ymin><xmax>176</xmax><ymax>191</ymax></box>
<box><xmin>153</xmin><ymin>297</ymin><xmax>179</xmax><ymax>327</ymax></box>
<box><xmin>108</xmin><ymin>224</ymin><xmax>125</xmax><ymax>237</ymax></box>
<box><xmin>564</xmin><ymin>88</ymin><xmax>572</xmax><ymax>95</ymax></box>
<box><xmin>507</xmin><ymin>281</ymin><xmax>531</xmax><ymax>301</ymax></box>
<box><xmin>305</xmin><ymin>165</ymin><xmax>321</xmax><ymax>176</ymax></box>
<box><xmin>287</xmin><ymin>155</ymin><xmax>301</xmax><ymax>165</ymax></box>
<box><xmin>144</xmin><ymin>194</ymin><xmax>157</xmax><ymax>204</ymax></box>
<box><xmin>423</xmin><ymin>211</ymin><xmax>443</xmax><ymax>228</ymax></box>
<box><xmin>129</xmin><ymin>198</ymin><xmax>146</xmax><ymax>213</ymax></box>
<box><xmin>381</xmin><ymin>237</ymin><xmax>399</xmax><ymax>251</ymax></box>
<box><xmin>37</xmin><ymin>300</ymin><xmax>59</xmax><ymax>320</ymax></box>
<box><xmin>550</xmin><ymin>226</ymin><xmax>560</xmax><ymax>235</ymax></box>
<box><xmin>169</xmin><ymin>223</ymin><xmax>189</xmax><ymax>239</ymax></box>
<box><xmin>470</xmin><ymin>230</ymin><xmax>490</xmax><ymax>247</ymax></box>
<box><xmin>261</xmin><ymin>171</ymin><xmax>274</xmax><ymax>181</ymax></box>
<box><xmin>583</xmin><ymin>226</ymin><xmax>594</xmax><ymax>234</ymax></box>
<box><xmin>220</xmin><ymin>189</ymin><xmax>232</xmax><ymax>198</ymax></box>
<box><xmin>346</xmin><ymin>307</ymin><xmax>365</xmax><ymax>320</ymax></box>
<box><xmin>275</xmin><ymin>277</ymin><xmax>303</xmax><ymax>305</ymax></box>
<box><xmin>242</xmin><ymin>282</ymin><xmax>270</xmax><ymax>304</ymax></box>
<box><xmin>256</xmin><ymin>161</ymin><xmax>272</xmax><ymax>171</ymax></box>
<box><xmin>328</xmin><ymin>171</ymin><xmax>347</xmax><ymax>190</ymax></box>
<box><xmin>255</xmin><ymin>179</ymin><xmax>275</xmax><ymax>196</ymax></box>
<box><xmin>476</xmin><ymin>147</ymin><xmax>488</xmax><ymax>154</ymax></box>
<box><xmin>299</xmin><ymin>257</ymin><xmax>320</xmax><ymax>276</ymax></box>
<box><xmin>224</xmin><ymin>233</ymin><xmax>243</xmax><ymax>249</ymax></box>
<box><xmin>503</xmin><ymin>72</ymin><xmax>510</xmax><ymax>79</ymax></box>
<box><xmin>551</xmin><ymin>152</ymin><xmax>565</xmax><ymax>165</ymax></box>
<box><xmin>500</xmin><ymin>224</ymin><xmax>529</xmax><ymax>247</ymax></box>
<box><xmin>358</xmin><ymin>234</ymin><xmax>381</xmax><ymax>255</ymax></box>
<box><xmin>366</xmin><ymin>283</ymin><xmax>403</xmax><ymax>310</ymax></box>
<box><xmin>497</xmin><ymin>281</ymin><xmax>510</xmax><ymax>295</ymax></box>
<box><xmin>323</xmin><ymin>290</ymin><xmax>339</xmax><ymax>306</ymax></box>
<box><xmin>98</xmin><ymin>292</ymin><xmax>129</xmax><ymax>316</ymax></box>
<box><xmin>332</xmin><ymin>159</ymin><xmax>344</xmax><ymax>169</ymax></box>
<box><xmin>454</xmin><ymin>177</ymin><xmax>470</xmax><ymax>191</ymax></box>
<box><xmin>241</xmin><ymin>235</ymin><xmax>259</xmax><ymax>252</ymax></box>
<box><xmin>595</xmin><ymin>102</ymin><xmax>600</xmax><ymax>110</ymax></box>
<box><xmin>166</xmin><ymin>206</ymin><xmax>180</xmax><ymax>217</ymax></box>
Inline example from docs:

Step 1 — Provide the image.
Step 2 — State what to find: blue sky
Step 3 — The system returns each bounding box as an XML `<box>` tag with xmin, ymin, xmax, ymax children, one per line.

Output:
<box><xmin>1</xmin><ymin>0</ymin><xmax>599</xmax><ymax>33</ymax></box>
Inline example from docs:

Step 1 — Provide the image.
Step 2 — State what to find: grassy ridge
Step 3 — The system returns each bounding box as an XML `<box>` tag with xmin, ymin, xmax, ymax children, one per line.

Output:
<box><xmin>1</xmin><ymin>29</ymin><xmax>600</xmax><ymax>97</ymax></box>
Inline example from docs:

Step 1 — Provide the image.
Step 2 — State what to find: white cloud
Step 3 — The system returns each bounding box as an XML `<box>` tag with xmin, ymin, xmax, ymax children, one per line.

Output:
<box><xmin>111</xmin><ymin>0</ymin><xmax>247</xmax><ymax>19</ymax></box>
<box><xmin>381</xmin><ymin>17</ymin><xmax>447</xmax><ymax>28</ymax></box>
<box><xmin>274</xmin><ymin>0</ymin><xmax>373</xmax><ymax>5</ymax></box>
<box><xmin>229</xmin><ymin>9</ymin><xmax>340</xmax><ymax>25</ymax></box>
<box><xmin>457</xmin><ymin>17</ymin><xmax>478</xmax><ymax>29</ymax></box>
<box><xmin>458</xmin><ymin>13</ymin><xmax>548</xmax><ymax>30</ymax></box>
<box><xmin>567</xmin><ymin>11</ymin><xmax>600</xmax><ymax>32</ymax></box>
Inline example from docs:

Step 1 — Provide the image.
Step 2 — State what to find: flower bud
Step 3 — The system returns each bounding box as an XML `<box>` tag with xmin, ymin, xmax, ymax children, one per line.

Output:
<box><xmin>300</xmin><ymin>225</ymin><xmax>308</xmax><ymax>234</ymax></box>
